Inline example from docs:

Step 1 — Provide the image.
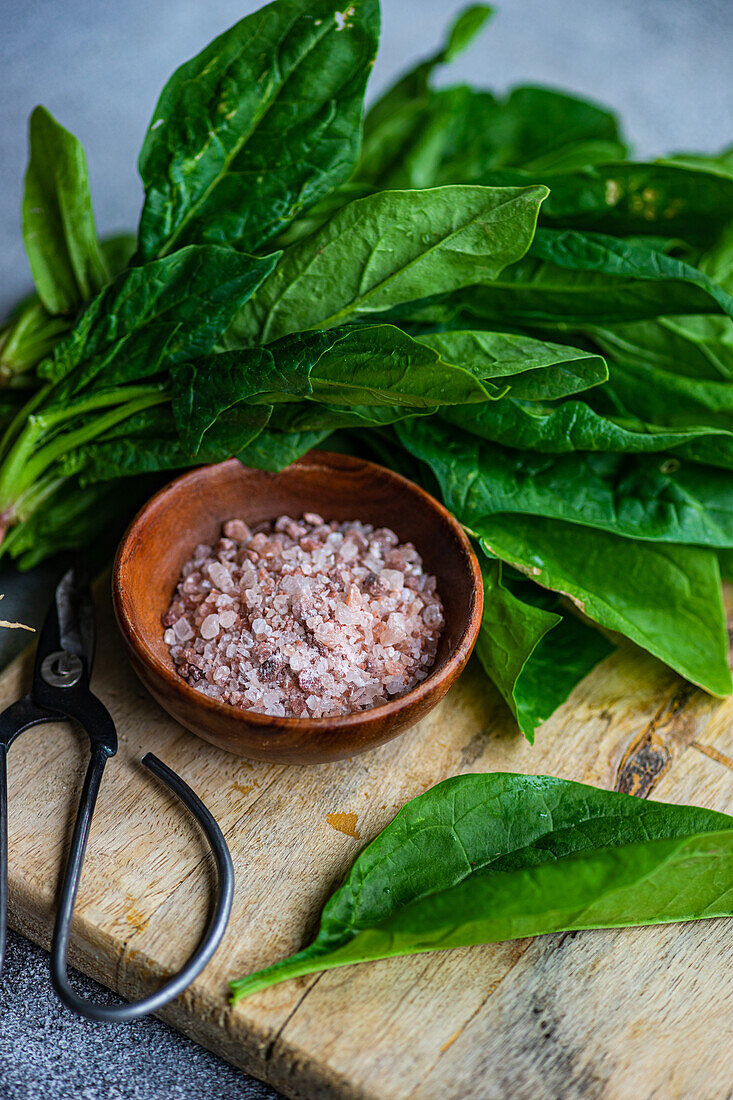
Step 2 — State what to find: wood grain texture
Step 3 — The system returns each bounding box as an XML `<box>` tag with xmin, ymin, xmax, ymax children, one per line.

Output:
<box><xmin>3</xmin><ymin>580</ymin><xmax>733</xmax><ymax>1100</ymax></box>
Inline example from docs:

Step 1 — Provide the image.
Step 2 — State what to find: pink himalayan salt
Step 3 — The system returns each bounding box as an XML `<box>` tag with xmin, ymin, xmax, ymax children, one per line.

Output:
<box><xmin>162</xmin><ymin>514</ymin><xmax>444</xmax><ymax>719</ymax></box>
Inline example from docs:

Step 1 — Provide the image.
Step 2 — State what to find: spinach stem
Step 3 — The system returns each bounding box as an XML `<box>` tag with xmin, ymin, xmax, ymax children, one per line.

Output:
<box><xmin>20</xmin><ymin>391</ymin><xmax>167</xmax><ymax>493</ymax></box>
<box><xmin>12</xmin><ymin>471</ymin><xmax>67</xmax><ymax>523</ymax></box>
<box><xmin>0</xmin><ymin>382</ymin><xmax>53</xmax><ymax>464</ymax></box>
<box><xmin>0</xmin><ymin>387</ymin><xmax>166</xmax><ymax>513</ymax></box>
<box><xmin>0</xmin><ymin>302</ymin><xmax>69</xmax><ymax>379</ymax></box>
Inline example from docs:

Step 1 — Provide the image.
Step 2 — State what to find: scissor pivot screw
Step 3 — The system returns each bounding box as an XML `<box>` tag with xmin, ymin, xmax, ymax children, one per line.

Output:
<box><xmin>41</xmin><ymin>651</ymin><xmax>83</xmax><ymax>688</ymax></box>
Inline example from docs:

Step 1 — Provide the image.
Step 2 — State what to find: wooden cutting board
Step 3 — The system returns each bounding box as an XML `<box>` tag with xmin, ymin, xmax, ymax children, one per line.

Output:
<box><xmin>4</xmin><ymin>579</ymin><xmax>733</xmax><ymax>1100</ymax></box>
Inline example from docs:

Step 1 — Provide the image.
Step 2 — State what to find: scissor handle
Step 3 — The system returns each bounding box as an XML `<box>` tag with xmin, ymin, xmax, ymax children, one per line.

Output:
<box><xmin>50</xmin><ymin>752</ymin><xmax>234</xmax><ymax>1023</ymax></box>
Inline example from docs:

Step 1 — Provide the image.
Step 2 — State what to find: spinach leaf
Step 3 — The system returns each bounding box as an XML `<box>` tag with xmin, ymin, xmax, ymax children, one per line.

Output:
<box><xmin>230</xmin><ymin>184</ymin><xmax>548</xmax><ymax>342</ymax></box>
<box><xmin>476</xmin><ymin>556</ymin><xmax>612</xmax><ymax>742</ymax></box>
<box><xmin>475</xmin><ymin>514</ymin><xmax>731</xmax><ymax>696</ymax></box>
<box><xmin>603</xmin><ymin>359</ymin><xmax>733</xmax><ymax>432</ymax></box>
<box><xmin>440</xmin><ymin>394</ymin><xmax>733</xmax><ymax>456</ymax></box>
<box><xmin>591</xmin><ymin>316</ymin><xmax>733</xmax><ymax>382</ymax></box>
<box><xmin>235</xmin><ymin>427</ymin><xmax>332</xmax><ymax>471</ymax></box>
<box><xmin>22</xmin><ymin>106</ymin><xmax>108</xmax><ymax>315</ymax></box>
<box><xmin>230</xmin><ymin>773</ymin><xmax>733</xmax><ymax>999</ymax></box>
<box><xmin>394</xmin><ymin>416</ymin><xmax>731</xmax><ymax>693</ymax></box>
<box><xmin>42</xmin><ymin>246</ymin><xmax>278</xmax><ymax>391</ymax></box>
<box><xmin>365</xmin><ymin>4</ymin><xmax>492</xmax><ymax>129</ymax></box>
<box><xmin>137</xmin><ymin>0</ymin><xmax>379</xmax><ymax>259</ymax></box>
<box><xmin>362</xmin><ymin>85</ymin><xmax>625</xmax><ymax>192</ymax></box>
<box><xmin>360</xmin><ymin>5</ymin><xmax>492</xmax><ymax>185</ymax></box>
<box><xmin>473</xmin><ymin>86</ymin><xmax>625</xmax><ymax>174</ymax></box>
<box><xmin>473</xmin><ymin>162</ymin><xmax>733</xmax><ymax>246</ymax></box>
<box><xmin>530</xmin><ymin>229</ymin><xmax>733</xmax><ymax>317</ymax></box>
<box><xmin>392</xmin><ymin>230</ymin><xmax>733</xmax><ymax>328</ymax></box>
<box><xmin>398</xmin><ymin>416</ymin><xmax>733</xmax><ymax>548</ymax></box>
<box><xmin>416</xmin><ymin>330</ymin><xmax>607</xmax><ymax>399</ymax></box>
<box><xmin>173</xmin><ymin>323</ymin><xmax>504</xmax><ymax>454</ymax></box>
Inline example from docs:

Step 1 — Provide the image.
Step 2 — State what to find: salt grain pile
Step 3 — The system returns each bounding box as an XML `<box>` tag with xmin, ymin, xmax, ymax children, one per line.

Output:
<box><xmin>163</xmin><ymin>514</ymin><xmax>444</xmax><ymax>718</ymax></box>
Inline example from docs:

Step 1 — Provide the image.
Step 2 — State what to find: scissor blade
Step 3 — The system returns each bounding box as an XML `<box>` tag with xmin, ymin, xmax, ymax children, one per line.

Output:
<box><xmin>33</xmin><ymin>568</ymin><xmax>95</xmax><ymax>681</ymax></box>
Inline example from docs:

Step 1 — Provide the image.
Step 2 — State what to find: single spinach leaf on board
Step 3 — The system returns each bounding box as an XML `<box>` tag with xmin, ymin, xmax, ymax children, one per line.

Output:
<box><xmin>137</xmin><ymin>0</ymin><xmax>379</xmax><ymax>260</ymax></box>
<box><xmin>415</xmin><ymin>330</ymin><xmax>607</xmax><ymax>399</ymax></box>
<box><xmin>441</xmin><ymin>394</ymin><xmax>733</xmax><ymax>456</ymax></box>
<box><xmin>397</xmin><ymin>416</ymin><xmax>733</xmax><ymax>548</ymax></box>
<box><xmin>391</xmin><ymin>229</ymin><xmax>733</xmax><ymax>328</ymax></box>
<box><xmin>229</xmin><ymin>184</ymin><xmax>548</xmax><ymax>343</ymax></box>
<box><xmin>173</xmin><ymin>323</ymin><xmax>503</xmax><ymax>454</ymax></box>
<box><xmin>22</xmin><ymin>106</ymin><xmax>108</xmax><ymax>315</ymax></box>
<box><xmin>476</xmin><ymin>556</ymin><xmax>612</xmax><ymax>741</ymax></box>
<box><xmin>42</xmin><ymin>246</ymin><xmax>279</xmax><ymax>392</ymax></box>
<box><xmin>229</xmin><ymin>773</ymin><xmax>733</xmax><ymax>999</ymax></box>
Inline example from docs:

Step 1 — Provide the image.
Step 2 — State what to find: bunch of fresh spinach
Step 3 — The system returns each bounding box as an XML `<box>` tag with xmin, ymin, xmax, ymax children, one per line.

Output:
<box><xmin>2</xmin><ymin>0</ymin><xmax>733</xmax><ymax>742</ymax></box>
<box><xmin>230</xmin><ymin>772</ymin><xmax>733</xmax><ymax>1000</ymax></box>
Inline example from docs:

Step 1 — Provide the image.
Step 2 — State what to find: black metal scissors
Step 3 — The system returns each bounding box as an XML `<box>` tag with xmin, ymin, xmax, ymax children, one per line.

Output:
<box><xmin>0</xmin><ymin>568</ymin><xmax>234</xmax><ymax>1022</ymax></box>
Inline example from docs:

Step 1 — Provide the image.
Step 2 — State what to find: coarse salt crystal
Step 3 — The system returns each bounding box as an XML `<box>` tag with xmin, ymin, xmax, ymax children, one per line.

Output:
<box><xmin>200</xmin><ymin>614</ymin><xmax>220</xmax><ymax>640</ymax></box>
<box><xmin>223</xmin><ymin>519</ymin><xmax>251</xmax><ymax>542</ymax></box>
<box><xmin>380</xmin><ymin>569</ymin><xmax>404</xmax><ymax>592</ymax></box>
<box><xmin>423</xmin><ymin>604</ymin><xmax>443</xmax><ymax>628</ymax></box>
<box><xmin>203</xmin><ymin>563</ymin><xmax>230</xmax><ymax>589</ymax></box>
<box><xmin>173</xmin><ymin>617</ymin><xmax>194</xmax><ymax>642</ymax></box>
<box><xmin>163</xmin><ymin>513</ymin><xmax>444</xmax><ymax>719</ymax></box>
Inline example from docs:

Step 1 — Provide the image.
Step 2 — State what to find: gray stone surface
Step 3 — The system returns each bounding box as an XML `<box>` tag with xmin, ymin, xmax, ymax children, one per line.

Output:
<box><xmin>0</xmin><ymin>0</ymin><xmax>730</xmax><ymax>1097</ymax></box>
<box><xmin>0</xmin><ymin>930</ymin><xmax>280</xmax><ymax>1100</ymax></box>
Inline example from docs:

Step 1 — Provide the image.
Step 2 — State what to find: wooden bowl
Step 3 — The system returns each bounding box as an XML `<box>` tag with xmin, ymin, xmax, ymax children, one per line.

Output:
<box><xmin>112</xmin><ymin>453</ymin><xmax>483</xmax><ymax>764</ymax></box>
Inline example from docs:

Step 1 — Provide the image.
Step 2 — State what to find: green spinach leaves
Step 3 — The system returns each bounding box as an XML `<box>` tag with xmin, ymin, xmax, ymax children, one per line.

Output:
<box><xmin>2</xmin><ymin>0</ymin><xmax>733</xmax><ymax>746</ymax></box>
<box><xmin>230</xmin><ymin>773</ymin><xmax>733</xmax><ymax>999</ymax></box>
<box><xmin>137</xmin><ymin>0</ymin><xmax>380</xmax><ymax>259</ymax></box>
<box><xmin>23</xmin><ymin>107</ymin><xmax>108</xmax><ymax>315</ymax></box>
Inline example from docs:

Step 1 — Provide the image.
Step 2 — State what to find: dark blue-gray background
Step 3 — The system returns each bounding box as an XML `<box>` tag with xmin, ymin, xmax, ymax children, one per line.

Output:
<box><xmin>0</xmin><ymin>1</ymin><xmax>731</xmax><ymax>1098</ymax></box>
